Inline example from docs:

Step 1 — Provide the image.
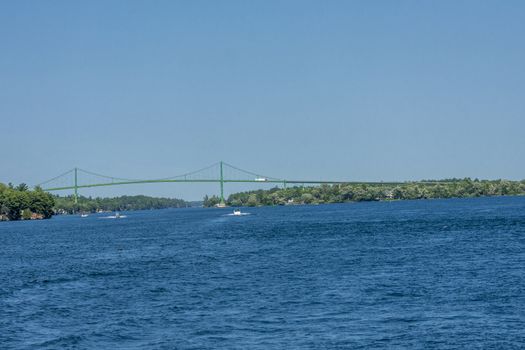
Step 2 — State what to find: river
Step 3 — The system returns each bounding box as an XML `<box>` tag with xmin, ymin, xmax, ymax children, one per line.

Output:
<box><xmin>1</xmin><ymin>196</ymin><xmax>524</xmax><ymax>348</ymax></box>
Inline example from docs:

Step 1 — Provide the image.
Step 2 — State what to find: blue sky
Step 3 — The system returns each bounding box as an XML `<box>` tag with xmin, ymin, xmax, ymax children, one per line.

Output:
<box><xmin>1</xmin><ymin>1</ymin><xmax>524</xmax><ymax>200</ymax></box>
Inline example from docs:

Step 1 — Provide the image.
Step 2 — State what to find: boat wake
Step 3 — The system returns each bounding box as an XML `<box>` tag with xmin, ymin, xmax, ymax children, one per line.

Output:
<box><xmin>100</xmin><ymin>215</ymin><xmax>127</xmax><ymax>219</ymax></box>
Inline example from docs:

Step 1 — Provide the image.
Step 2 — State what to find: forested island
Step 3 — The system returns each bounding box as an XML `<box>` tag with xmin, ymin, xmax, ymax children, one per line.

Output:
<box><xmin>54</xmin><ymin>195</ymin><xmax>188</xmax><ymax>214</ymax></box>
<box><xmin>204</xmin><ymin>178</ymin><xmax>525</xmax><ymax>207</ymax></box>
<box><xmin>0</xmin><ymin>183</ymin><xmax>55</xmax><ymax>221</ymax></box>
<box><xmin>1</xmin><ymin>182</ymin><xmax>188</xmax><ymax>221</ymax></box>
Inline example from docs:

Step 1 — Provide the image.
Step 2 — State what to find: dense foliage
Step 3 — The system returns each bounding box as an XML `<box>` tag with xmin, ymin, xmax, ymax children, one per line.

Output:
<box><xmin>206</xmin><ymin>179</ymin><xmax>525</xmax><ymax>207</ymax></box>
<box><xmin>0</xmin><ymin>183</ymin><xmax>55</xmax><ymax>220</ymax></box>
<box><xmin>203</xmin><ymin>195</ymin><xmax>222</xmax><ymax>207</ymax></box>
<box><xmin>54</xmin><ymin>194</ymin><xmax>188</xmax><ymax>214</ymax></box>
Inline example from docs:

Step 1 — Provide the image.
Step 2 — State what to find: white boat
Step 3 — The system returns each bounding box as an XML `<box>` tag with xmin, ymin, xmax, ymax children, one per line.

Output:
<box><xmin>80</xmin><ymin>213</ymin><xmax>89</xmax><ymax>218</ymax></box>
<box><xmin>100</xmin><ymin>212</ymin><xmax>127</xmax><ymax>219</ymax></box>
<box><xmin>227</xmin><ymin>209</ymin><xmax>249</xmax><ymax>217</ymax></box>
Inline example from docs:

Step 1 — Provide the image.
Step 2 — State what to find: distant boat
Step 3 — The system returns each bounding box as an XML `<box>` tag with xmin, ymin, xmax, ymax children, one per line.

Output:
<box><xmin>225</xmin><ymin>209</ymin><xmax>249</xmax><ymax>217</ymax></box>
<box><xmin>80</xmin><ymin>213</ymin><xmax>89</xmax><ymax>218</ymax></box>
<box><xmin>100</xmin><ymin>212</ymin><xmax>127</xmax><ymax>219</ymax></box>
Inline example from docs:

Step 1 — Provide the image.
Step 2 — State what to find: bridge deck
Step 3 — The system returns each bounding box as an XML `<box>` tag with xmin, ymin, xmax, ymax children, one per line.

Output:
<box><xmin>42</xmin><ymin>179</ymin><xmax>443</xmax><ymax>192</ymax></box>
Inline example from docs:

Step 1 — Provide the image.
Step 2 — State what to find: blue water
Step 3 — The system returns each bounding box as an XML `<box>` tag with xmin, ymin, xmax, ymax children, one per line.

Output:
<box><xmin>1</xmin><ymin>197</ymin><xmax>525</xmax><ymax>349</ymax></box>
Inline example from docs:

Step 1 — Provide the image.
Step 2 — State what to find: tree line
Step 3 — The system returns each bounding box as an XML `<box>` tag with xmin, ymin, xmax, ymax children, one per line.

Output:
<box><xmin>204</xmin><ymin>178</ymin><xmax>525</xmax><ymax>207</ymax></box>
<box><xmin>0</xmin><ymin>183</ymin><xmax>55</xmax><ymax>220</ymax></box>
<box><xmin>54</xmin><ymin>194</ymin><xmax>188</xmax><ymax>214</ymax></box>
<box><xmin>1</xmin><ymin>182</ymin><xmax>189</xmax><ymax>221</ymax></box>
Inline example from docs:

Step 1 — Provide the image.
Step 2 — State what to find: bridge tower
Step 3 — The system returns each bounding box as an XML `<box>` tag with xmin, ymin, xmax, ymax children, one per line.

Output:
<box><xmin>220</xmin><ymin>161</ymin><xmax>225</xmax><ymax>205</ymax></box>
<box><xmin>74</xmin><ymin>167</ymin><xmax>78</xmax><ymax>204</ymax></box>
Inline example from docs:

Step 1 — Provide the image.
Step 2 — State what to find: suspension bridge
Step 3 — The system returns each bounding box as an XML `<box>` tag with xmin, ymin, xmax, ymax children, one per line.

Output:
<box><xmin>37</xmin><ymin>161</ymin><xmax>404</xmax><ymax>204</ymax></box>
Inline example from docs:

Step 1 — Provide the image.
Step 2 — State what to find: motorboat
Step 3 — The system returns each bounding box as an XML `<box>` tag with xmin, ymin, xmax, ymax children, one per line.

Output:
<box><xmin>100</xmin><ymin>212</ymin><xmax>127</xmax><ymax>219</ymax></box>
<box><xmin>80</xmin><ymin>213</ymin><xmax>89</xmax><ymax>218</ymax></box>
<box><xmin>227</xmin><ymin>209</ymin><xmax>249</xmax><ymax>217</ymax></box>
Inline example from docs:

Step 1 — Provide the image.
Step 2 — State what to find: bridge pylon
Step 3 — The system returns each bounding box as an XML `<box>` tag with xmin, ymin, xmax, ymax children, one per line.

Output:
<box><xmin>74</xmin><ymin>167</ymin><xmax>78</xmax><ymax>204</ymax></box>
<box><xmin>219</xmin><ymin>161</ymin><xmax>225</xmax><ymax>206</ymax></box>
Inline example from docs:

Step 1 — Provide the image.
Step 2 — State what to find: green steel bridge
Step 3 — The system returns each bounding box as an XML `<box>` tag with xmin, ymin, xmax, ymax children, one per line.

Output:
<box><xmin>38</xmin><ymin>161</ymin><xmax>406</xmax><ymax>204</ymax></box>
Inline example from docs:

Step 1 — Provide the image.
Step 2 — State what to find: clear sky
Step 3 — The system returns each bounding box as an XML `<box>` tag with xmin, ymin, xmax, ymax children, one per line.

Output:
<box><xmin>1</xmin><ymin>1</ymin><xmax>524</xmax><ymax>200</ymax></box>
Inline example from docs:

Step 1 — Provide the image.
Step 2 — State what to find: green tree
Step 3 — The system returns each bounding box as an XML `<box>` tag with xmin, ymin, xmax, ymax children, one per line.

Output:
<box><xmin>203</xmin><ymin>195</ymin><xmax>221</xmax><ymax>207</ymax></box>
<box><xmin>301</xmin><ymin>193</ymin><xmax>314</xmax><ymax>204</ymax></box>
<box><xmin>4</xmin><ymin>189</ymin><xmax>29</xmax><ymax>220</ymax></box>
<box><xmin>16</xmin><ymin>183</ymin><xmax>29</xmax><ymax>192</ymax></box>
<box><xmin>247</xmin><ymin>194</ymin><xmax>258</xmax><ymax>206</ymax></box>
<box><xmin>29</xmin><ymin>188</ymin><xmax>55</xmax><ymax>219</ymax></box>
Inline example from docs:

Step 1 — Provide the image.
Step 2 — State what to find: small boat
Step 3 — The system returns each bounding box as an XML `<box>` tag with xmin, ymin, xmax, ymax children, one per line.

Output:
<box><xmin>80</xmin><ymin>213</ymin><xmax>89</xmax><ymax>218</ymax></box>
<box><xmin>100</xmin><ymin>212</ymin><xmax>127</xmax><ymax>219</ymax></box>
<box><xmin>233</xmin><ymin>209</ymin><xmax>242</xmax><ymax>216</ymax></box>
